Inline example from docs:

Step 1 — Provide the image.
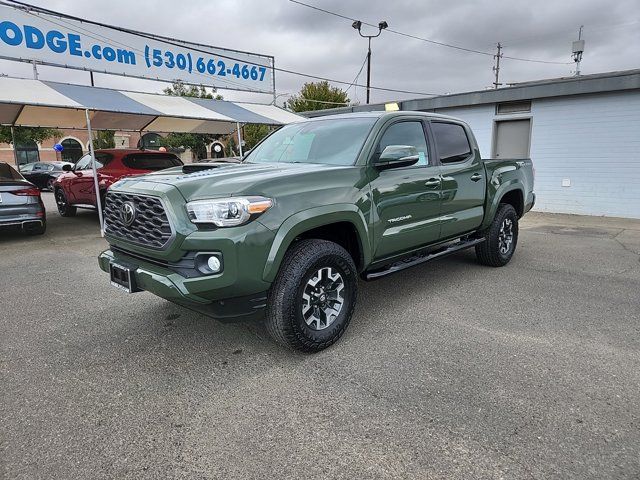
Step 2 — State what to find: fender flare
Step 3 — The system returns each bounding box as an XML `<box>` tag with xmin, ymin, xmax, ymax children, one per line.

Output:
<box><xmin>262</xmin><ymin>204</ymin><xmax>371</xmax><ymax>282</ymax></box>
<box><xmin>481</xmin><ymin>181</ymin><xmax>524</xmax><ymax>230</ymax></box>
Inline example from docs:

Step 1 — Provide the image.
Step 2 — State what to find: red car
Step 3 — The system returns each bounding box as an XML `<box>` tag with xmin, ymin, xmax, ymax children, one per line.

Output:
<box><xmin>53</xmin><ymin>149</ymin><xmax>183</xmax><ymax>216</ymax></box>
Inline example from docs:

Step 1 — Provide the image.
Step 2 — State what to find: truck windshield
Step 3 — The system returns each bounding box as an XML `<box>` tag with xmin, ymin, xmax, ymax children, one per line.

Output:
<box><xmin>245</xmin><ymin>117</ymin><xmax>377</xmax><ymax>166</ymax></box>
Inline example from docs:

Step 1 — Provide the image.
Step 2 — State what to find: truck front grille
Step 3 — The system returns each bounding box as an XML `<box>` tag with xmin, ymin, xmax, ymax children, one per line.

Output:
<box><xmin>104</xmin><ymin>192</ymin><xmax>173</xmax><ymax>249</ymax></box>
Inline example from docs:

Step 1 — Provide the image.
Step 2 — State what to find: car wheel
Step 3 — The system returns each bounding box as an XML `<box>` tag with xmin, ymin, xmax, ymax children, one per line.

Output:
<box><xmin>55</xmin><ymin>188</ymin><xmax>77</xmax><ymax>217</ymax></box>
<box><xmin>265</xmin><ymin>239</ymin><xmax>358</xmax><ymax>353</ymax></box>
<box><xmin>47</xmin><ymin>178</ymin><xmax>56</xmax><ymax>191</ymax></box>
<box><xmin>475</xmin><ymin>203</ymin><xmax>519</xmax><ymax>267</ymax></box>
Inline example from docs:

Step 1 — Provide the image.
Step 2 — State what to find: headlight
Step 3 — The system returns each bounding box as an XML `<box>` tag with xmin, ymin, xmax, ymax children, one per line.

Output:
<box><xmin>185</xmin><ymin>196</ymin><xmax>273</xmax><ymax>227</ymax></box>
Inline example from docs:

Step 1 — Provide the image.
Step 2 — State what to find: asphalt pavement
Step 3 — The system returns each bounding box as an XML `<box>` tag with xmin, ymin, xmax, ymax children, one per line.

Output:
<box><xmin>1</xmin><ymin>192</ymin><xmax>639</xmax><ymax>479</ymax></box>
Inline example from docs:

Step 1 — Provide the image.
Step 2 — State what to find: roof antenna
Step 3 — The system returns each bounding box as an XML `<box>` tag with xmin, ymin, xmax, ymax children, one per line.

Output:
<box><xmin>572</xmin><ymin>26</ymin><xmax>585</xmax><ymax>76</ymax></box>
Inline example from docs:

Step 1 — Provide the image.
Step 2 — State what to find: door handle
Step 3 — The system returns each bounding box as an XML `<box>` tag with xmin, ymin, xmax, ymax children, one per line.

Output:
<box><xmin>424</xmin><ymin>178</ymin><xmax>440</xmax><ymax>187</ymax></box>
<box><xmin>471</xmin><ymin>173</ymin><xmax>482</xmax><ymax>182</ymax></box>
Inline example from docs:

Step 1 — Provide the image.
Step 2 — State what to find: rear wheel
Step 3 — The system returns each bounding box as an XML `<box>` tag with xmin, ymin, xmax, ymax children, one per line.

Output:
<box><xmin>46</xmin><ymin>178</ymin><xmax>56</xmax><ymax>191</ymax></box>
<box><xmin>265</xmin><ymin>239</ymin><xmax>358</xmax><ymax>353</ymax></box>
<box><xmin>475</xmin><ymin>203</ymin><xmax>519</xmax><ymax>267</ymax></box>
<box><xmin>55</xmin><ymin>188</ymin><xmax>77</xmax><ymax>217</ymax></box>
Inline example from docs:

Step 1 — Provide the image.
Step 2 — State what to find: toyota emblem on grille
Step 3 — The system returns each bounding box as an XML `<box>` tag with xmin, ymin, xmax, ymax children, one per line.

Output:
<box><xmin>120</xmin><ymin>201</ymin><xmax>136</xmax><ymax>226</ymax></box>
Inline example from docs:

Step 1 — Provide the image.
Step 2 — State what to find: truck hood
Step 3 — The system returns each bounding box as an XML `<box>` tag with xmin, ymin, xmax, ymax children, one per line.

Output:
<box><xmin>113</xmin><ymin>162</ymin><xmax>353</xmax><ymax>200</ymax></box>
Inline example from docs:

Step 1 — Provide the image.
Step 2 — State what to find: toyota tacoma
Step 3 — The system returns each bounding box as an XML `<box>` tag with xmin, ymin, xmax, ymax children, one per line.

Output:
<box><xmin>98</xmin><ymin>112</ymin><xmax>535</xmax><ymax>352</ymax></box>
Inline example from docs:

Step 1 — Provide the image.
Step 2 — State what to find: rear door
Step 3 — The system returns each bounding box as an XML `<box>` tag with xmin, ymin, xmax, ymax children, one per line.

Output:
<box><xmin>368</xmin><ymin>118</ymin><xmax>442</xmax><ymax>260</ymax></box>
<box><xmin>430</xmin><ymin>121</ymin><xmax>486</xmax><ymax>239</ymax></box>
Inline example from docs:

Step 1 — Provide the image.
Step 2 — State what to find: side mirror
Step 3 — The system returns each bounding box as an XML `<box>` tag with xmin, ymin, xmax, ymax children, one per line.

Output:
<box><xmin>62</xmin><ymin>164</ymin><xmax>72</xmax><ymax>172</ymax></box>
<box><xmin>374</xmin><ymin>145</ymin><xmax>420</xmax><ymax>170</ymax></box>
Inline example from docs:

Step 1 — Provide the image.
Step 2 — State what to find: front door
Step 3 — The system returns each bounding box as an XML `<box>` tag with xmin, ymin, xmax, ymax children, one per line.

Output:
<box><xmin>368</xmin><ymin>119</ymin><xmax>442</xmax><ymax>260</ymax></box>
<box><xmin>430</xmin><ymin>121</ymin><xmax>486</xmax><ymax>239</ymax></box>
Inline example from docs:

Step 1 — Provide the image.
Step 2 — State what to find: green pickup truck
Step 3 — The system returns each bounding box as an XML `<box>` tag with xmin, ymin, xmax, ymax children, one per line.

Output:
<box><xmin>99</xmin><ymin>111</ymin><xmax>534</xmax><ymax>352</ymax></box>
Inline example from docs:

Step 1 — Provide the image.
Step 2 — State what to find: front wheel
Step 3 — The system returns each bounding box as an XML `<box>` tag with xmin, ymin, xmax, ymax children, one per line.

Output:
<box><xmin>46</xmin><ymin>178</ymin><xmax>56</xmax><ymax>191</ymax></box>
<box><xmin>55</xmin><ymin>188</ymin><xmax>77</xmax><ymax>217</ymax></box>
<box><xmin>475</xmin><ymin>203</ymin><xmax>519</xmax><ymax>267</ymax></box>
<box><xmin>265</xmin><ymin>239</ymin><xmax>358</xmax><ymax>353</ymax></box>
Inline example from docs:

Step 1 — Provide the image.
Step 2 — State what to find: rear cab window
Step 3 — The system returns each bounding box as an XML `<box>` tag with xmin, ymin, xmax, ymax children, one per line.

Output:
<box><xmin>123</xmin><ymin>153</ymin><xmax>183</xmax><ymax>171</ymax></box>
<box><xmin>431</xmin><ymin>122</ymin><xmax>472</xmax><ymax>164</ymax></box>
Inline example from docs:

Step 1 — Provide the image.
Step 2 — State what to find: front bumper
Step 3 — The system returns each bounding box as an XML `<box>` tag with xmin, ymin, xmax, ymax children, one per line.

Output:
<box><xmin>98</xmin><ymin>249</ymin><xmax>268</xmax><ymax>322</ymax></box>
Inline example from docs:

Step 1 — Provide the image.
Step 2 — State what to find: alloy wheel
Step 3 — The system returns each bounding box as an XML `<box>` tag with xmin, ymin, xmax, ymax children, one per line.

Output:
<box><xmin>301</xmin><ymin>267</ymin><xmax>345</xmax><ymax>331</ymax></box>
<box><xmin>498</xmin><ymin>218</ymin><xmax>514</xmax><ymax>255</ymax></box>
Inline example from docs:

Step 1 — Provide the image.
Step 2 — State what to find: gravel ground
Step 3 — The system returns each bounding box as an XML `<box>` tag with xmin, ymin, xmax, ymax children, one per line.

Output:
<box><xmin>1</xmin><ymin>193</ymin><xmax>639</xmax><ymax>479</ymax></box>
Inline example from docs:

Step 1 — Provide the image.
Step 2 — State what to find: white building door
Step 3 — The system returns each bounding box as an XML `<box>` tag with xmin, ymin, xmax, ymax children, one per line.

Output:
<box><xmin>493</xmin><ymin>119</ymin><xmax>531</xmax><ymax>158</ymax></box>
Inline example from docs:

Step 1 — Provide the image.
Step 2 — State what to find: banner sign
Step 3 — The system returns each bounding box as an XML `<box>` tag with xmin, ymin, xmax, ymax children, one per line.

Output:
<box><xmin>0</xmin><ymin>4</ymin><xmax>274</xmax><ymax>94</ymax></box>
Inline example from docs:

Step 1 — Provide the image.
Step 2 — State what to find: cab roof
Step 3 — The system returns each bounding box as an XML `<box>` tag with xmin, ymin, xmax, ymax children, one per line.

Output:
<box><xmin>299</xmin><ymin>110</ymin><xmax>462</xmax><ymax>123</ymax></box>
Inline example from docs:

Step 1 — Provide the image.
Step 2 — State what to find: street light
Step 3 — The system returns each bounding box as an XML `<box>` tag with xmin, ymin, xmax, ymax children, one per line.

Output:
<box><xmin>352</xmin><ymin>19</ymin><xmax>388</xmax><ymax>104</ymax></box>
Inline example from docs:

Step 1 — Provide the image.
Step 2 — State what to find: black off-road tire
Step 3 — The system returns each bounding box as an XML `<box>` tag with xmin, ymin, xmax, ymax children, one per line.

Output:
<box><xmin>55</xmin><ymin>188</ymin><xmax>76</xmax><ymax>217</ymax></box>
<box><xmin>265</xmin><ymin>239</ymin><xmax>358</xmax><ymax>353</ymax></box>
<box><xmin>475</xmin><ymin>203</ymin><xmax>519</xmax><ymax>267</ymax></box>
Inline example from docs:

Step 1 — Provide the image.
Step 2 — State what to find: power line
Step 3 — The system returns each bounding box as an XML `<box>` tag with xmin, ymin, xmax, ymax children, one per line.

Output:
<box><xmin>4</xmin><ymin>0</ymin><xmax>441</xmax><ymax>97</ymax></box>
<box><xmin>345</xmin><ymin>53</ymin><xmax>368</xmax><ymax>94</ymax></box>
<box><xmin>281</xmin><ymin>95</ymin><xmax>351</xmax><ymax>106</ymax></box>
<box><xmin>289</xmin><ymin>0</ymin><xmax>572</xmax><ymax>65</ymax></box>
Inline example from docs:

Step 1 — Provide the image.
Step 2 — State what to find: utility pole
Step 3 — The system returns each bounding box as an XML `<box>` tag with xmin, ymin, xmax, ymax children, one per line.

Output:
<box><xmin>492</xmin><ymin>42</ymin><xmax>503</xmax><ymax>89</ymax></box>
<box><xmin>366</xmin><ymin>37</ymin><xmax>372</xmax><ymax>104</ymax></box>
<box><xmin>352</xmin><ymin>20</ymin><xmax>388</xmax><ymax>104</ymax></box>
<box><xmin>572</xmin><ymin>26</ymin><xmax>585</xmax><ymax>76</ymax></box>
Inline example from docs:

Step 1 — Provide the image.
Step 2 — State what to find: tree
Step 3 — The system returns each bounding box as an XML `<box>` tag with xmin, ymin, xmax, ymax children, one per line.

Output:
<box><xmin>93</xmin><ymin>130</ymin><xmax>115</xmax><ymax>149</ymax></box>
<box><xmin>163</xmin><ymin>80</ymin><xmax>223</xmax><ymax>100</ymax></box>
<box><xmin>285</xmin><ymin>81</ymin><xmax>350</xmax><ymax>112</ymax></box>
<box><xmin>242</xmin><ymin>124</ymin><xmax>271</xmax><ymax>151</ymax></box>
<box><xmin>226</xmin><ymin>135</ymin><xmax>237</xmax><ymax>157</ymax></box>
<box><xmin>0</xmin><ymin>126</ymin><xmax>62</xmax><ymax>145</ymax></box>
<box><xmin>161</xmin><ymin>81</ymin><xmax>223</xmax><ymax>159</ymax></box>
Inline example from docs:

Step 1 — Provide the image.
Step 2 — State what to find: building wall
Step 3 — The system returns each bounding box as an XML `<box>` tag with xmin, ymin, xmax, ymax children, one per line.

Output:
<box><xmin>0</xmin><ymin>129</ymin><xmax>144</xmax><ymax>165</ymax></box>
<box><xmin>1</xmin><ymin>130</ymin><xmax>232</xmax><ymax>166</ymax></box>
<box><xmin>434</xmin><ymin>91</ymin><xmax>640</xmax><ymax>219</ymax></box>
<box><xmin>529</xmin><ymin>91</ymin><xmax>640</xmax><ymax>218</ymax></box>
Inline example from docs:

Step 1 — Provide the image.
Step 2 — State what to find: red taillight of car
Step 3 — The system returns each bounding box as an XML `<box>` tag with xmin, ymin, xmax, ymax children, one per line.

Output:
<box><xmin>12</xmin><ymin>187</ymin><xmax>41</xmax><ymax>197</ymax></box>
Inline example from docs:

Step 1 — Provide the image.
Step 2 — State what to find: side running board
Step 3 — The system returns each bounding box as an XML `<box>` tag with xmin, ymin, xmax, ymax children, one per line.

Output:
<box><xmin>364</xmin><ymin>238</ymin><xmax>485</xmax><ymax>280</ymax></box>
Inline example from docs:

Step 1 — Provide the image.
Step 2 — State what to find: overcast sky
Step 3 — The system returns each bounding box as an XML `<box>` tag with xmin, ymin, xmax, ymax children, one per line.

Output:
<box><xmin>1</xmin><ymin>0</ymin><xmax>639</xmax><ymax>105</ymax></box>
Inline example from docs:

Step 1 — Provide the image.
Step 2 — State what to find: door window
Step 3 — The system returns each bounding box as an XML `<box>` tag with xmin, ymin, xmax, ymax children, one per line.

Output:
<box><xmin>74</xmin><ymin>154</ymin><xmax>92</xmax><ymax>170</ymax></box>
<box><xmin>432</xmin><ymin>122</ymin><xmax>472</xmax><ymax>164</ymax></box>
<box><xmin>122</xmin><ymin>153</ymin><xmax>182</xmax><ymax>170</ymax></box>
<box><xmin>378</xmin><ymin>121</ymin><xmax>429</xmax><ymax>166</ymax></box>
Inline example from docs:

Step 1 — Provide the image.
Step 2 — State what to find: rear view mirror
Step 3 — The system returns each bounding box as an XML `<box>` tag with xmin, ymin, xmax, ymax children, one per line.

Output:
<box><xmin>374</xmin><ymin>145</ymin><xmax>420</xmax><ymax>170</ymax></box>
<box><xmin>62</xmin><ymin>164</ymin><xmax>72</xmax><ymax>172</ymax></box>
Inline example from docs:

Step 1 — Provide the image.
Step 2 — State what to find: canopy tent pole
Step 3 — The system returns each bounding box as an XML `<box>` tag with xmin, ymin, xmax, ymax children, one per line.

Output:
<box><xmin>85</xmin><ymin>109</ymin><xmax>105</xmax><ymax>237</ymax></box>
<box><xmin>10</xmin><ymin>126</ymin><xmax>19</xmax><ymax>168</ymax></box>
<box><xmin>236</xmin><ymin>122</ymin><xmax>243</xmax><ymax>157</ymax></box>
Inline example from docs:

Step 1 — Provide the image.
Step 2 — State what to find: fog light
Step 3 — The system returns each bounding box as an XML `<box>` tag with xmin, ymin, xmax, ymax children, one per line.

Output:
<box><xmin>207</xmin><ymin>255</ymin><xmax>222</xmax><ymax>273</ymax></box>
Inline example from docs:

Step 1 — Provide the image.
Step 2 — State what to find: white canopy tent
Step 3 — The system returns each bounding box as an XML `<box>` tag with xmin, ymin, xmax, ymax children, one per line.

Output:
<box><xmin>0</xmin><ymin>76</ymin><xmax>304</xmax><ymax>232</ymax></box>
<box><xmin>0</xmin><ymin>77</ymin><xmax>302</xmax><ymax>133</ymax></box>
